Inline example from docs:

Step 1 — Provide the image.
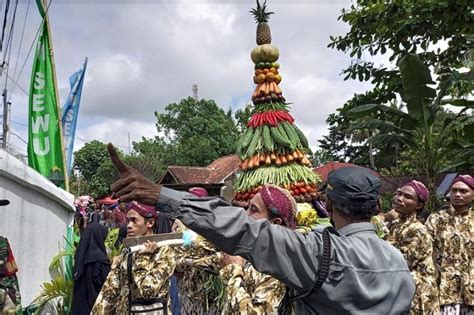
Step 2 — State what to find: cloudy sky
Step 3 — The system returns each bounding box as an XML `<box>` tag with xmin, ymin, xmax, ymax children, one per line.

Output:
<box><xmin>3</xmin><ymin>0</ymin><xmax>374</xmax><ymax>158</ymax></box>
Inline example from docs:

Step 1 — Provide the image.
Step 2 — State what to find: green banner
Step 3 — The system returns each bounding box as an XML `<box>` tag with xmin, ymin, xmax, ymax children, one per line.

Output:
<box><xmin>27</xmin><ymin>1</ymin><xmax>66</xmax><ymax>187</ymax></box>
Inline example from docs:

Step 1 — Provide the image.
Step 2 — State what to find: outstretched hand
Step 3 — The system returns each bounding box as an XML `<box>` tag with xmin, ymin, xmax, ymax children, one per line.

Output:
<box><xmin>108</xmin><ymin>143</ymin><xmax>161</xmax><ymax>205</ymax></box>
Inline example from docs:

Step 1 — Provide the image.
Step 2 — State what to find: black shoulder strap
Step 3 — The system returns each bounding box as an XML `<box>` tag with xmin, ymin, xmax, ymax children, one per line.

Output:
<box><xmin>277</xmin><ymin>227</ymin><xmax>335</xmax><ymax>314</ymax></box>
<box><xmin>127</xmin><ymin>253</ymin><xmax>134</xmax><ymax>313</ymax></box>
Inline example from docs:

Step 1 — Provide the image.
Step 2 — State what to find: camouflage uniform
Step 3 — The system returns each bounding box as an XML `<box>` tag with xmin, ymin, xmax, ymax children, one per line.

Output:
<box><xmin>92</xmin><ymin>245</ymin><xmax>176</xmax><ymax>315</ymax></box>
<box><xmin>386</xmin><ymin>213</ymin><xmax>439</xmax><ymax>314</ymax></box>
<box><xmin>426</xmin><ymin>206</ymin><xmax>473</xmax><ymax>307</ymax></box>
<box><xmin>0</xmin><ymin>236</ymin><xmax>22</xmax><ymax>315</ymax></box>
<box><xmin>174</xmin><ymin>236</ymin><xmax>221</xmax><ymax>315</ymax></box>
<box><xmin>220</xmin><ymin>260</ymin><xmax>285</xmax><ymax>315</ymax></box>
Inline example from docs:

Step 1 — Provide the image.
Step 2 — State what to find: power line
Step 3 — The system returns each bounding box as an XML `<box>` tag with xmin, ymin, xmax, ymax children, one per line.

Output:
<box><xmin>2</xmin><ymin>0</ymin><xmax>18</xmax><ymax>75</ymax></box>
<box><xmin>0</xmin><ymin>0</ymin><xmax>10</xmax><ymax>52</ymax></box>
<box><xmin>9</xmin><ymin>130</ymin><xmax>26</xmax><ymax>144</ymax></box>
<box><xmin>9</xmin><ymin>0</ymin><xmax>30</xmax><ymax>94</ymax></box>
<box><xmin>1</xmin><ymin>67</ymin><xmax>28</xmax><ymax>95</ymax></box>
<box><xmin>9</xmin><ymin>0</ymin><xmax>51</xmax><ymax>98</ymax></box>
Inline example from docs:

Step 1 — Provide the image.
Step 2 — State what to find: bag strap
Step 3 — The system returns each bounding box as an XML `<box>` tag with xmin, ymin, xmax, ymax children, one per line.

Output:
<box><xmin>277</xmin><ymin>227</ymin><xmax>335</xmax><ymax>314</ymax></box>
<box><xmin>127</xmin><ymin>253</ymin><xmax>134</xmax><ymax>314</ymax></box>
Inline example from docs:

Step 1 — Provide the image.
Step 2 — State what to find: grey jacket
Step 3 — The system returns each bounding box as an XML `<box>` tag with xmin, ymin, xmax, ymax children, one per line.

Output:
<box><xmin>157</xmin><ymin>187</ymin><xmax>415</xmax><ymax>314</ymax></box>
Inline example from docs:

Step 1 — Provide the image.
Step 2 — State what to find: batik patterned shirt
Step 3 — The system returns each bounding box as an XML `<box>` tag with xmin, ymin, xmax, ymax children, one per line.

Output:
<box><xmin>426</xmin><ymin>206</ymin><xmax>473</xmax><ymax>306</ymax></box>
<box><xmin>220</xmin><ymin>261</ymin><xmax>285</xmax><ymax>315</ymax></box>
<box><xmin>386</xmin><ymin>213</ymin><xmax>439</xmax><ymax>314</ymax></box>
<box><xmin>92</xmin><ymin>246</ymin><xmax>176</xmax><ymax>314</ymax></box>
<box><xmin>174</xmin><ymin>236</ymin><xmax>221</xmax><ymax>315</ymax></box>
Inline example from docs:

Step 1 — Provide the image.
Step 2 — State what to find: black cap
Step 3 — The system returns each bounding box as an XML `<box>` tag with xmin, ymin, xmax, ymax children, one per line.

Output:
<box><xmin>0</xmin><ymin>199</ymin><xmax>10</xmax><ymax>206</ymax></box>
<box><xmin>325</xmin><ymin>166</ymin><xmax>380</xmax><ymax>207</ymax></box>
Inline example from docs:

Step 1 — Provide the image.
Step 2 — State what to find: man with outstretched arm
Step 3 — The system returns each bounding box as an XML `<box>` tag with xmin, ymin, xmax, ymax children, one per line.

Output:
<box><xmin>107</xmin><ymin>143</ymin><xmax>415</xmax><ymax>314</ymax></box>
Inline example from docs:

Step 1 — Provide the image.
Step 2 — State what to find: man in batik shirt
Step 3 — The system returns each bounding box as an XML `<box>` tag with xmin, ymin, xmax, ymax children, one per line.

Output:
<box><xmin>381</xmin><ymin>180</ymin><xmax>439</xmax><ymax>314</ymax></box>
<box><xmin>426</xmin><ymin>175</ymin><xmax>473</xmax><ymax>315</ymax></box>
<box><xmin>219</xmin><ymin>185</ymin><xmax>296</xmax><ymax>314</ymax></box>
<box><xmin>170</xmin><ymin>187</ymin><xmax>222</xmax><ymax>315</ymax></box>
<box><xmin>92</xmin><ymin>201</ymin><xmax>175</xmax><ymax>315</ymax></box>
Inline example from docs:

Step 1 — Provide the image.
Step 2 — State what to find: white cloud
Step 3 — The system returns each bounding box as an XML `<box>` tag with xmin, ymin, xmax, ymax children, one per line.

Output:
<box><xmin>5</xmin><ymin>0</ymin><xmax>380</xmax><ymax>157</ymax></box>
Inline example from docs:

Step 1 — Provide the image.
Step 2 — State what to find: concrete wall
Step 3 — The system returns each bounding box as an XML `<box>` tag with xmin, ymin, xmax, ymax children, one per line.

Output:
<box><xmin>0</xmin><ymin>150</ymin><xmax>75</xmax><ymax>307</ymax></box>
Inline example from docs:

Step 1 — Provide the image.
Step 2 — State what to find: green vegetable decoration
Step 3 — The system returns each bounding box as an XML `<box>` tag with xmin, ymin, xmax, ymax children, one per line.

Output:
<box><xmin>234</xmin><ymin>0</ymin><xmax>320</xmax><ymax>206</ymax></box>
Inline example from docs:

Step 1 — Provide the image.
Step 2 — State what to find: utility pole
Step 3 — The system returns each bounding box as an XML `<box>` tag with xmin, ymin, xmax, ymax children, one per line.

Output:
<box><xmin>192</xmin><ymin>84</ymin><xmax>199</xmax><ymax>101</ymax></box>
<box><xmin>2</xmin><ymin>88</ymin><xmax>8</xmax><ymax>150</ymax></box>
<box><xmin>128</xmin><ymin>132</ymin><xmax>131</xmax><ymax>154</ymax></box>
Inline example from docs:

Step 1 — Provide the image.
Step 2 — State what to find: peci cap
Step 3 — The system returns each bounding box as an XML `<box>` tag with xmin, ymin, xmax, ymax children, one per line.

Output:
<box><xmin>325</xmin><ymin>166</ymin><xmax>380</xmax><ymax>207</ymax></box>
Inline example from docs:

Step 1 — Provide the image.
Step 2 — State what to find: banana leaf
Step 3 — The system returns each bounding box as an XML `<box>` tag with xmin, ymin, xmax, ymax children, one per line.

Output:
<box><xmin>398</xmin><ymin>53</ymin><xmax>436</xmax><ymax>124</ymax></box>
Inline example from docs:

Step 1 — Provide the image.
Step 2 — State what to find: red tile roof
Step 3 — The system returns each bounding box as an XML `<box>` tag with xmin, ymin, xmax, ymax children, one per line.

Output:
<box><xmin>165</xmin><ymin>155</ymin><xmax>240</xmax><ymax>184</ymax></box>
<box><xmin>314</xmin><ymin>162</ymin><xmax>379</xmax><ymax>181</ymax></box>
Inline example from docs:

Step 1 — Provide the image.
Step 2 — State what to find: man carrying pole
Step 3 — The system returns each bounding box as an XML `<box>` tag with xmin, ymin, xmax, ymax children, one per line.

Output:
<box><xmin>106</xmin><ymin>143</ymin><xmax>415</xmax><ymax>314</ymax></box>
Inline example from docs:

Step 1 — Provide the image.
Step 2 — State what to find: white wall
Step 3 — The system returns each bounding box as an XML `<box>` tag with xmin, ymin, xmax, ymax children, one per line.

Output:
<box><xmin>0</xmin><ymin>150</ymin><xmax>75</xmax><ymax>307</ymax></box>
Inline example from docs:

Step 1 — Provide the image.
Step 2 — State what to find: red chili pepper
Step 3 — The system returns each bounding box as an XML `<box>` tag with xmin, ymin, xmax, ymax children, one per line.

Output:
<box><xmin>264</xmin><ymin>112</ymin><xmax>272</xmax><ymax>126</ymax></box>
<box><xmin>270</xmin><ymin>111</ymin><xmax>278</xmax><ymax>126</ymax></box>
<box><xmin>261</xmin><ymin>113</ymin><xmax>266</xmax><ymax>126</ymax></box>
<box><xmin>274</xmin><ymin>111</ymin><xmax>283</xmax><ymax>122</ymax></box>
<box><xmin>288</xmin><ymin>113</ymin><xmax>295</xmax><ymax>123</ymax></box>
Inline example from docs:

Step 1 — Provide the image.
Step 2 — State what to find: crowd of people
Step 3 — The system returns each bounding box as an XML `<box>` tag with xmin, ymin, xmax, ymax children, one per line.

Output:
<box><xmin>0</xmin><ymin>148</ymin><xmax>472</xmax><ymax>315</ymax></box>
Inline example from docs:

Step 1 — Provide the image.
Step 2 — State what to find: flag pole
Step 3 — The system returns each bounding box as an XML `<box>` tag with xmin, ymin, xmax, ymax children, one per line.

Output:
<box><xmin>41</xmin><ymin>0</ymin><xmax>69</xmax><ymax>191</ymax></box>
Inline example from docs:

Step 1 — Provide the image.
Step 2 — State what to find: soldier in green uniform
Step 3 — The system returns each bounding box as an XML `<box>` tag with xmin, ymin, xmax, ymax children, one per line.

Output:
<box><xmin>0</xmin><ymin>199</ymin><xmax>22</xmax><ymax>315</ymax></box>
<box><xmin>426</xmin><ymin>175</ymin><xmax>473</xmax><ymax>315</ymax></box>
<box><xmin>381</xmin><ymin>180</ymin><xmax>439</xmax><ymax>314</ymax></box>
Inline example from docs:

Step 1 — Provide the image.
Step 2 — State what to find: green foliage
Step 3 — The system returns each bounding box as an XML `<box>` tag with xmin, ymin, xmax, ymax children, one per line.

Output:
<box><xmin>234</xmin><ymin>104</ymin><xmax>252</xmax><ymax>134</ymax></box>
<box><xmin>348</xmin><ymin>53</ymin><xmax>473</xmax><ymax>207</ymax></box>
<box><xmin>328</xmin><ymin>0</ymin><xmax>473</xmax><ymax>99</ymax></box>
<box><xmin>32</xmin><ymin>238</ymin><xmax>76</xmax><ymax>314</ymax></box>
<box><xmin>33</xmin><ymin>277</ymin><xmax>74</xmax><ymax>315</ymax></box>
<box><xmin>203</xmin><ymin>274</ymin><xmax>226</xmax><ymax>311</ymax></box>
<box><xmin>310</xmin><ymin>149</ymin><xmax>333</xmax><ymax>167</ymax></box>
<box><xmin>73</xmin><ymin>141</ymin><xmax>109</xmax><ymax>181</ymax></box>
<box><xmin>322</xmin><ymin>0</ymin><xmax>473</xmax><ymax>170</ymax></box>
<box><xmin>72</xmin><ymin>140</ymin><xmax>117</xmax><ymax>198</ymax></box>
<box><xmin>153</xmin><ymin>97</ymin><xmax>240</xmax><ymax>166</ymax></box>
<box><xmin>105</xmin><ymin>228</ymin><xmax>123</xmax><ymax>258</ymax></box>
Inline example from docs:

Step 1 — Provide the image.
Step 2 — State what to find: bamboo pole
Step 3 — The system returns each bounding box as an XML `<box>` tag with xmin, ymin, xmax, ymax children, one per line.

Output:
<box><xmin>41</xmin><ymin>0</ymin><xmax>69</xmax><ymax>191</ymax></box>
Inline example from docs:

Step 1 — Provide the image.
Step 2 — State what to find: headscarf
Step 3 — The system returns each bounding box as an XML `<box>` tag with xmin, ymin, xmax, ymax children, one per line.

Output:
<box><xmin>189</xmin><ymin>187</ymin><xmax>209</xmax><ymax>197</ymax></box>
<box><xmin>73</xmin><ymin>223</ymin><xmax>109</xmax><ymax>281</ymax></box>
<box><xmin>260</xmin><ymin>185</ymin><xmax>297</xmax><ymax>229</ymax></box>
<box><xmin>127</xmin><ymin>201</ymin><xmax>157</xmax><ymax>220</ymax></box>
<box><xmin>452</xmin><ymin>174</ymin><xmax>474</xmax><ymax>189</ymax></box>
<box><xmin>402</xmin><ymin>180</ymin><xmax>429</xmax><ymax>203</ymax></box>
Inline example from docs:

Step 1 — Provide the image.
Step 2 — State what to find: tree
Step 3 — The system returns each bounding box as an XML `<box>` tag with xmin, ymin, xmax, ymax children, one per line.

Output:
<box><xmin>154</xmin><ymin>97</ymin><xmax>240</xmax><ymax>166</ymax></box>
<box><xmin>328</xmin><ymin>0</ymin><xmax>473</xmax><ymax>102</ymax></box>
<box><xmin>310</xmin><ymin>149</ymin><xmax>333</xmax><ymax>168</ymax></box>
<box><xmin>348</xmin><ymin>53</ymin><xmax>473</xmax><ymax>207</ymax></box>
<box><xmin>234</xmin><ymin>104</ymin><xmax>253</xmax><ymax>134</ymax></box>
<box><xmin>73</xmin><ymin>140</ymin><xmax>109</xmax><ymax>181</ymax></box>
<box><xmin>73</xmin><ymin>140</ymin><xmax>121</xmax><ymax>197</ymax></box>
<box><xmin>322</xmin><ymin>0</ymin><xmax>473</xmax><ymax>167</ymax></box>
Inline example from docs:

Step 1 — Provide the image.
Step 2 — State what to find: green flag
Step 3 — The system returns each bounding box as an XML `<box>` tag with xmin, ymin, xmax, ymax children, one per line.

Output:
<box><xmin>27</xmin><ymin>0</ymin><xmax>67</xmax><ymax>188</ymax></box>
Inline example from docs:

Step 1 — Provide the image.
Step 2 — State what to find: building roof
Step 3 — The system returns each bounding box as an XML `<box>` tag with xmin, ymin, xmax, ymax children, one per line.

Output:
<box><xmin>161</xmin><ymin>155</ymin><xmax>240</xmax><ymax>185</ymax></box>
<box><xmin>314</xmin><ymin>161</ymin><xmax>379</xmax><ymax>182</ymax></box>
